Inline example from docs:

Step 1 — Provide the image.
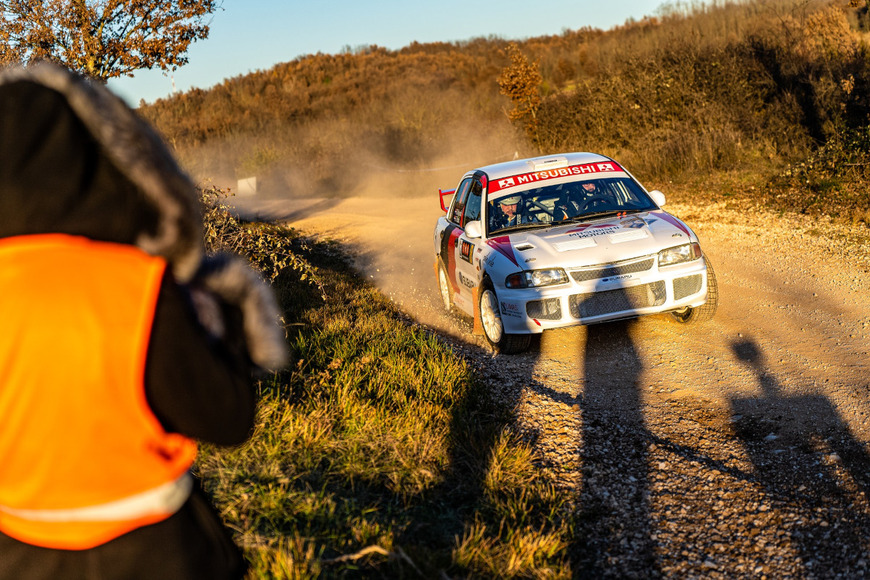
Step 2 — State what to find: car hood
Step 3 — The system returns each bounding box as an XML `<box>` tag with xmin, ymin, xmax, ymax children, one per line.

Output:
<box><xmin>491</xmin><ymin>211</ymin><xmax>694</xmax><ymax>269</ymax></box>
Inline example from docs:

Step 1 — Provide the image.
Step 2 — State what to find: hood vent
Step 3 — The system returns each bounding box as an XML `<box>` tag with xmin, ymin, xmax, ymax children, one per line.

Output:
<box><xmin>553</xmin><ymin>238</ymin><xmax>597</xmax><ymax>251</ymax></box>
<box><xmin>608</xmin><ymin>229</ymin><xmax>648</xmax><ymax>243</ymax></box>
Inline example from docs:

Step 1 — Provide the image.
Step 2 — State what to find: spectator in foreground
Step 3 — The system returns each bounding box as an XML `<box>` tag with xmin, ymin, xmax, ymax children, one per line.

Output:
<box><xmin>0</xmin><ymin>63</ymin><xmax>287</xmax><ymax>580</ymax></box>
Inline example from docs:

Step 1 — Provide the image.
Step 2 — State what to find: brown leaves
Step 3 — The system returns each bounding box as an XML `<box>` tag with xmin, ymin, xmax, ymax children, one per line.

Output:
<box><xmin>0</xmin><ymin>0</ymin><xmax>218</xmax><ymax>80</ymax></box>
<box><xmin>497</xmin><ymin>42</ymin><xmax>542</xmax><ymax>141</ymax></box>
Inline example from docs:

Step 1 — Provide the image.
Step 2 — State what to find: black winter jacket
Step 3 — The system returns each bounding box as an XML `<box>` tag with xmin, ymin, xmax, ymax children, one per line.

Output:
<box><xmin>0</xmin><ymin>64</ymin><xmax>286</xmax><ymax>580</ymax></box>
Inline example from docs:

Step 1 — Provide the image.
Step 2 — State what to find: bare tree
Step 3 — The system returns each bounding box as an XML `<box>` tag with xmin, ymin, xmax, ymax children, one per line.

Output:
<box><xmin>0</xmin><ymin>0</ymin><xmax>219</xmax><ymax>81</ymax></box>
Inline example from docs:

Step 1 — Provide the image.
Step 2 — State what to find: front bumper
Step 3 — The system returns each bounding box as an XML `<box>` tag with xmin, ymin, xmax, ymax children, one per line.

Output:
<box><xmin>494</xmin><ymin>255</ymin><xmax>711</xmax><ymax>334</ymax></box>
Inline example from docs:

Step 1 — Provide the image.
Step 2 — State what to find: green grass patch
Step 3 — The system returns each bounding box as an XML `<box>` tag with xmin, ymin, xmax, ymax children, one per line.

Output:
<box><xmin>194</xmin><ymin>200</ymin><xmax>575</xmax><ymax>578</ymax></box>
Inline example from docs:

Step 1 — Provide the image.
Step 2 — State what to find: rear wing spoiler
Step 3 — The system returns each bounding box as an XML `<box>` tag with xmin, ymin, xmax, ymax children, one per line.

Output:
<box><xmin>438</xmin><ymin>188</ymin><xmax>455</xmax><ymax>212</ymax></box>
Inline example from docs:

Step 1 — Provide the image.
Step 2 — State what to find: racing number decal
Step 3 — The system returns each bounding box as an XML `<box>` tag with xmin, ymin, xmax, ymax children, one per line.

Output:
<box><xmin>459</xmin><ymin>240</ymin><xmax>474</xmax><ymax>264</ymax></box>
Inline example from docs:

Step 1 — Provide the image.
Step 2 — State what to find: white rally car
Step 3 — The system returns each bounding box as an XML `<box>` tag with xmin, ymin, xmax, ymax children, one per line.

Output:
<box><xmin>433</xmin><ymin>152</ymin><xmax>718</xmax><ymax>353</ymax></box>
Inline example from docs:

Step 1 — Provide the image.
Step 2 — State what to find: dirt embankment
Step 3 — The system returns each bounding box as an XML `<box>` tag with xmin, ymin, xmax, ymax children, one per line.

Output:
<box><xmin>234</xmin><ymin>194</ymin><xmax>870</xmax><ymax>577</ymax></box>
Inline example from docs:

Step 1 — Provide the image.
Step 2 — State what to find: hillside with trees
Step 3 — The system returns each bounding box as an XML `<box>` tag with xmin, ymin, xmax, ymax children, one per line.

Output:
<box><xmin>136</xmin><ymin>1</ymin><xmax>870</xmax><ymax>575</ymax></box>
<box><xmin>141</xmin><ymin>0</ymin><xmax>870</xmax><ymax>222</ymax></box>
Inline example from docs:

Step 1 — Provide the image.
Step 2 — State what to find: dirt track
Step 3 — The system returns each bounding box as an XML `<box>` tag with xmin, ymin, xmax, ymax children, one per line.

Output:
<box><xmin>234</xmin><ymin>194</ymin><xmax>870</xmax><ymax>576</ymax></box>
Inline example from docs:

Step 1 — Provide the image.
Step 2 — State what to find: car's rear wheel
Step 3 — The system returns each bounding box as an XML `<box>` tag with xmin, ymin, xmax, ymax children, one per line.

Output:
<box><xmin>479</xmin><ymin>280</ymin><xmax>531</xmax><ymax>354</ymax></box>
<box><xmin>437</xmin><ymin>262</ymin><xmax>453</xmax><ymax>313</ymax></box>
<box><xmin>671</xmin><ymin>258</ymin><xmax>719</xmax><ymax>325</ymax></box>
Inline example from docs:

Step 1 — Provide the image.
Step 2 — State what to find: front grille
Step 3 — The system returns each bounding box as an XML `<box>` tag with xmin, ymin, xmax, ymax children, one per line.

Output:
<box><xmin>673</xmin><ymin>274</ymin><xmax>703</xmax><ymax>300</ymax></box>
<box><xmin>569</xmin><ymin>281</ymin><xmax>666</xmax><ymax>319</ymax></box>
<box><xmin>526</xmin><ymin>298</ymin><xmax>562</xmax><ymax>320</ymax></box>
<box><xmin>571</xmin><ymin>257</ymin><xmax>655</xmax><ymax>283</ymax></box>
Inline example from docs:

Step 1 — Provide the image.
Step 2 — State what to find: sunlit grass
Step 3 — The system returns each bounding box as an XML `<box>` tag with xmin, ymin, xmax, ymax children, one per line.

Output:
<box><xmin>194</xmin><ymin>227</ymin><xmax>575</xmax><ymax>577</ymax></box>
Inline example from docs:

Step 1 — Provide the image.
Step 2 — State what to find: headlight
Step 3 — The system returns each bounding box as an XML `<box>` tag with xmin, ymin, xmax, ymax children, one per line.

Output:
<box><xmin>505</xmin><ymin>268</ymin><xmax>569</xmax><ymax>288</ymax></box>
<box><xmin>658</xmin><ymin>243</ymin><xmax>702</xmax><ymax>266</ymax></box>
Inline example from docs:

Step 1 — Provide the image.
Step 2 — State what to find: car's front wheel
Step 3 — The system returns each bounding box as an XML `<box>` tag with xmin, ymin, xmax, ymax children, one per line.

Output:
<box><xmin>478</xmin><ymin>280</ymin><xmax>531</xmax><ymax>354</ymax></box>
<box><xmin>670</xmin><ymin>258</ymin><xmax>719</xmax><ymax>325</ymax></box>
<box><xmin>437</xmin><ymin>262</ymin><xmax>453</xmax><ymax>313</ymax></box>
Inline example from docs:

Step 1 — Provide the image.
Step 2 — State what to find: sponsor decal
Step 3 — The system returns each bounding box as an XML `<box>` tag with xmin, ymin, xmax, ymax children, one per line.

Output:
<box><xmin>500</xmin><ymin>301</ymin><xmax>523</xmax><ymax>318</ymax></box>
<box><xmin>489</xmin><ymin>162</ymin><xmax>624</xmax><ymax>194</ymax></box>
<box><xmin>459</xmin><ymin>239</ymin><xmax>474</xmax><ymax>264</ymax></box>
<box><xmin>458</xmin><ymin>271</ymin><xmax>475</xmax><ymax>289</ymax></box>
<box><xmin>565</xmin><ymin>223</ymin><xmax>620</xmax><ymax>239</ymax></box>
<box><xmin>485</xmin><ymin>236</ymin><xmax>518</xmax><ymax>267</ymax></box>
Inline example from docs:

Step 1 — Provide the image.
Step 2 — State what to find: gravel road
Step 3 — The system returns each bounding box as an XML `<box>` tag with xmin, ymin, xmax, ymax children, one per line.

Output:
<box><xmin>234</xmin><ymin>195</ymin><xmax>870</xmax><ymax>578</ymax></box>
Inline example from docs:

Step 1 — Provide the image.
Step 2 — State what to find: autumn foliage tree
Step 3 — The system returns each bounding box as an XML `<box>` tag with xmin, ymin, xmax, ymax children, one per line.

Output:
<box><xmin>0</xmin><ymin>0</ymin><xmax>219</xmax><ymax>81</ymax></box>
<box><xmin>498</xmin><ymin>42</ymin><xmax>542</xmax><ymax>143</ymax></box>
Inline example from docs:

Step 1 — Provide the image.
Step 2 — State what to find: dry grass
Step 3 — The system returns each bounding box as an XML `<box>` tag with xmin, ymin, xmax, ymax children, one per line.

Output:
<box><xmin>195</xmin><ymin>203</ymin><xmax>575</xmax><ymax>577</ymax></box>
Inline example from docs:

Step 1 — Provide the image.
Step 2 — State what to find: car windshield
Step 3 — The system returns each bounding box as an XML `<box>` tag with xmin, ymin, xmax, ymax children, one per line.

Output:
<box><xmin>486</xmin><ymin>177</ymin><xmax>658</xmax><ymax>236</ymax></box>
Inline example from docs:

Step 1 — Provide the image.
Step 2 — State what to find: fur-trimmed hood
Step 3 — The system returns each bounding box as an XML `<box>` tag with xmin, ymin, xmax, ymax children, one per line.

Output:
<box><xmin>0</xmin><ymin>62</ymin><xmax>202</xmax><ymax>281</ymax></box>
<box><xmin>0</xmin><ymin>63</ymin><xmax>287</xmax><ymax>370</ymax></box>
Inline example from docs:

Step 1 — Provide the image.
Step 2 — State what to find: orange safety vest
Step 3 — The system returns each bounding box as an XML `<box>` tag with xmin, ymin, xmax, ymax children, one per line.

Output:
<box><xmin>0</xmin><ymin>234</ymin><xmax>198</xmax><ymax>550</ymax></box>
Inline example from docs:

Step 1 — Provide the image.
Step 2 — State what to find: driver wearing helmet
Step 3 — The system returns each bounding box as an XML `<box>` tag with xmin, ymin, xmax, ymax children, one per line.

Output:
<box><xmin>491</xmin><ymin>195</ymin><xmax>536</xmax><ymax>230</ymax></box>
<box><xmin>554</xmin><ymin>181</ymin><xmax>607</xmax><ymax>221</ymax></box>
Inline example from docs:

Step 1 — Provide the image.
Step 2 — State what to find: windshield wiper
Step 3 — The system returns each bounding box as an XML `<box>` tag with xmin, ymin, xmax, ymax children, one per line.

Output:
<box><xmin>569</xmin><ymin>208</ymin><xmax>648</xmax><ymax>222</ymax></box>
<box><xmin>490</xmin><ymin>222</ymin><xmax>550</xmax><ymax>235</ymax></box>
<box><xmin>564</xmin><ymin>211</ymin><xmax>620</xmax><ymax>222</ymax></box>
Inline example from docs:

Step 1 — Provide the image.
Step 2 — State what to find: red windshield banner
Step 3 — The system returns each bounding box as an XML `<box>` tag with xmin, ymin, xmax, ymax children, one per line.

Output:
<box><xmin>487</xmin><ymin>162</ymin><xmax>624</xmax><ymax>194</ymax></box>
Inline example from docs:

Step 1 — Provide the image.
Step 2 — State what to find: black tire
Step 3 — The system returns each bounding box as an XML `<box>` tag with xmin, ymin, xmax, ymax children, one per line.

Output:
<box><xmin>478</xmin><ymin>280</ymin><xmax>531</xmax><ymax>354</ymax></box>
<box><xmin>671</xmin><ymin>258</ymin><xmax>719</xmax><ymax>325</ymax></box>
<box><xmin>436</xmin><ymin>262</ymin><xmax>453</xmax><ymax>313</ymax></box>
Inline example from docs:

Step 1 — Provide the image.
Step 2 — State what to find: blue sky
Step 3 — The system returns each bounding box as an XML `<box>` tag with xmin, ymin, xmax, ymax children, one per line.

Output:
<box><xmin>107</xmin><ymin>0</ymin><xmax>665</xmax><ymax>106</ymax></box>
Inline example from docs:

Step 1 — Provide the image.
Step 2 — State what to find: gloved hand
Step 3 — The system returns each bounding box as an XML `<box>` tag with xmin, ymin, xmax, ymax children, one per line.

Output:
<box><xmin>188</xmin><ymin>253</ymin><xmax>288</xmax><ymax>372</ymax></box>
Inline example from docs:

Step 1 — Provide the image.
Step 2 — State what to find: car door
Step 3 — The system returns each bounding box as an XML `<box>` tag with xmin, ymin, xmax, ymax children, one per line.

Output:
<box><xmin>453</xmin><ymin>178</ymin><xmax>484</xmax><ymax>306</ymax></box>
<box><xmin>437</xmin><ymin>178</ymin><xmax>473</xmax><ymax>313</ymax></box>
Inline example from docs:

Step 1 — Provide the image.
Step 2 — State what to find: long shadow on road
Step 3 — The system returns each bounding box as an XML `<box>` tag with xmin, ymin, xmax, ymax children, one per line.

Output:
<box><xmin>729</xmin><ymin>338</ymin><xmax>870</xmax><ymax>577</ymax></box>
<box><xmin>518</xmin><ymin>325</ymin><xmax>870</xmax><ymax>577</ymax></box>
<box><xmin>519</xmin><ymin>319</ymin><xmax>660</xmax><ymax>577</ymax></box>
<box><xmin>568</xmin><ymin>320</ymin><xmax>660</xmax><ymax>577</ymax></box>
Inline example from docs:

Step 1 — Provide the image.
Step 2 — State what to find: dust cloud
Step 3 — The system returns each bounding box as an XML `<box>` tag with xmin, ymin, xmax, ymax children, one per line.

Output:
<box><xmin>232</xmin><ymin>194</ymin><xmax>460</xmax><ymax>335</ymax></box>
<box><xmin>217</xmin><ymin>118</ymin><xmax>526</xmax><ymax>337</ymax></box>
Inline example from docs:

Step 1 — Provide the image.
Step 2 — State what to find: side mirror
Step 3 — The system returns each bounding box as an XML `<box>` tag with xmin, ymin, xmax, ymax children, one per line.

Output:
<box><xmin>464</xmin><ymin>220</ymin><xmax>482</xmax><ymax>239</ymax></box>
<box><xmin>649</xmin><ymin>190</ymin><xmax>666</xmax><ymax>207</ymax></box>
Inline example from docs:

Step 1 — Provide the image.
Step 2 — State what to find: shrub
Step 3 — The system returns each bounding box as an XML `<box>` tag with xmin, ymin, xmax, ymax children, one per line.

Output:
<box><xmin>200</xmin><ymin>186</ymin><xmax>324</xmax><ymax>293</ymax></box>
<box><xmin>765</xmin><ymin>126</ymin><xmax>870</xmax><ymax>223</ymax></box>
